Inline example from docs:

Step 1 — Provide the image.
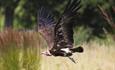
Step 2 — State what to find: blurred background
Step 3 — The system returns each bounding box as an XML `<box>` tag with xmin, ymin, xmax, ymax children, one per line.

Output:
<box><xmin>0</xmin><ymin>0</ymin><xmax>115</xmax><ymax>41</ymax></box>
<box><xmin>0</xmin><ymin>0</ymin><xmax>115</xmax><ymax>70</ymax></box>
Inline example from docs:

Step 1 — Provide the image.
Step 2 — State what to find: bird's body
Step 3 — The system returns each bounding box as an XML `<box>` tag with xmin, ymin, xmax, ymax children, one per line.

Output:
<box><xmin>50</xmin><ymin>48</ymin><xmax>72</xmax><ymax>57</ymax></box>
<box><xmin>38</xmin><ymin>0</ymin><xmax>83</xmax><ymax>63</ymax></box>
<box><xmin>49</xmin><ymin>46</ymin><xmax>83</xmax><ymax>57</ymax></box>
<box><xmin>61</xmin><ymin>48</ymin><xmax>71</xmax><ymax>53</ymax></box>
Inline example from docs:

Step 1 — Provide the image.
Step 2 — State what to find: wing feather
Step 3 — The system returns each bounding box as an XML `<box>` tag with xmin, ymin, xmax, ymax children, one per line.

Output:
<box><xmin>38</xmin><ymin>7</ymin><xmax>55</xmax><ymax>48</ymax></box>
<box><xmin>52</xmin><ymin>0</ymin><xmax>81</xmax><ymax>50</ymax></box>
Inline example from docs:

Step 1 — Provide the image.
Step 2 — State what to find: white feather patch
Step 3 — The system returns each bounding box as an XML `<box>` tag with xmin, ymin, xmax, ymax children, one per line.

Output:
<box><xmin>61</xmin><ymin>48</ymin><xmax>71</xmax><ymax>53</ymax></box>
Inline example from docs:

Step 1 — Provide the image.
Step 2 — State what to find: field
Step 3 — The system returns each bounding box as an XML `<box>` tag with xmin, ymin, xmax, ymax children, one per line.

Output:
<box><xmin>41</xmin><ymin>43</ymin><xmax>115</xmax><ymax>70</ymax></box>
<box><xmin>0</xmin><ymin>29</ymin><xmax>115</xmax><ymax>70</ymax></box>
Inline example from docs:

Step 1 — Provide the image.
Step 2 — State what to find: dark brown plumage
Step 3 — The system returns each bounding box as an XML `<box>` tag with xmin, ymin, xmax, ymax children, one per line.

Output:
<box><xmin>38</xmin><ymin>0</ymin><xmax>83</xmax><ymax>63</ymax></box>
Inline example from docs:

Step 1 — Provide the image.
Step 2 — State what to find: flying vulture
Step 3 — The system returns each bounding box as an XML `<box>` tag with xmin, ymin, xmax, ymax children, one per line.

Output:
<box><xmin>38</xmin><ymin>0</ymin><xmax>83</xmax><ymax>63</ymax></box>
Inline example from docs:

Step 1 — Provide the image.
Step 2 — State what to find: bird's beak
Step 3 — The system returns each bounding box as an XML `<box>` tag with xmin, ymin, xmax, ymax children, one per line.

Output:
<box><xmin>41</xmin><ymin>51</ymin><xmax>52</xmax><ymax>56</ymax></box>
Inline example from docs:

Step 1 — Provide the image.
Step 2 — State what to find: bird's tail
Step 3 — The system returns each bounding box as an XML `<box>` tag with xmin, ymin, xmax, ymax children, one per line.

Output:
<box><xmin>70</xmin><ymin>46</ymin><xmax>83</xmax><ymax>53</ymax></box>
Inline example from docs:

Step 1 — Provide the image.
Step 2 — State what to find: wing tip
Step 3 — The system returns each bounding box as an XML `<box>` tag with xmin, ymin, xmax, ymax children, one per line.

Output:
<box><xmin>38</xmin><ymin>7</ymin><xmax>55</xmax><ymax>28</ymax></box>
<box><xmin>64</xmin><ymin>0</ymin><xmax>81</xmax><ymax>14</ymax></box>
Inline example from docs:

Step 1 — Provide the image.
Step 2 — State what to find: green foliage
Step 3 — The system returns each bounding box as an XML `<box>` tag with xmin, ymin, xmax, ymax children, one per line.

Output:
<box><xmin>0</xmin><ymin>12</ymin><xmax>4</xmax><ymax>30</ymax></box>
<box><xmin>74</xmin><ymin>26</ymin><xmax>115</xmax><ymax>46</ymax></box>
<box><xmin>0</xmin><ymin>0</ymin><xmax>114</xmax><ymax>38</ymax></box>
<box><xmin>74</xmin><ymin>26</ymin><xmax>91</xmax><ymax>45</ymax></box>
<box><xmin>0</xmin><ymin>0</ymin><xmax>19</xmax><ymax>8</ymax></box>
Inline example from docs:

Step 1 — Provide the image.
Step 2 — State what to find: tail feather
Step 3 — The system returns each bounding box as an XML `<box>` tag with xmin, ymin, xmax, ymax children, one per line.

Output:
<box><xmin>70</xmin><ymin>46</ymin><xmax>84</xmax><ymax>53</ymax></box>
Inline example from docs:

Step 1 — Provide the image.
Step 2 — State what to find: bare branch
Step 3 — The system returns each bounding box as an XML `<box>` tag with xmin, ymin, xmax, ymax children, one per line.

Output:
<box><xmin>97</xmin><ymin>5</ymin><xmax>115</xmax><ymax>29</ymax></box>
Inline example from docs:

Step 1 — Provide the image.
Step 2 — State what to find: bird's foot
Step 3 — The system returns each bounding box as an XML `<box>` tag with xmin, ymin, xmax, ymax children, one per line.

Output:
<box><xmin>68</xmin><ymin>56</ymin><xmax>77</xmax><ymax>64</ymax></box>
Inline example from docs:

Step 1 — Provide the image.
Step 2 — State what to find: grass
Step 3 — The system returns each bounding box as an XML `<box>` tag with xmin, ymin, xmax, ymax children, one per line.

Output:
<box><xmin>0</xmin><ymin>29</ymin><xmax>115</xmax><ymax>70</ymax></box>
<box><xmin>0</xmin><ymin>29</ymin><xmax>42</xmax><ymax>70</ymax></box>
<box><xmin>41</xmin><ymin>42</ymin><xmax>115</xmax><ymax>70</ymax></box>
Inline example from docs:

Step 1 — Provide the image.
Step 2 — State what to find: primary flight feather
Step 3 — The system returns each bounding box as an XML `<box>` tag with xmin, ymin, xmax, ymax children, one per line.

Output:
<box><xmin>38</xmin><ymin>0</ymin><xmax>83</xmax><ymax>62</ymax></box>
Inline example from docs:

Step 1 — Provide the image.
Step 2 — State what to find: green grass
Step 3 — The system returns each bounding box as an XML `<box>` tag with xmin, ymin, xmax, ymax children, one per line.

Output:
<box><xmin>40</xmin><ymin>42</ymin><xmax>115</xmax><ymax>70</ymax></box>
<box><xmin>0</xmin><ymin>46</ymin><xmax>21</xmax><ymax>70</ymax></box>
<box><xmin>0</xmin><ymin>29</ymin><xmax>115</xmax><ymax>70</ymax></box>
<box><xmin>0</xmin><ymin>29</ymin><xmax>41</xmax><ymax>70</ymax></box>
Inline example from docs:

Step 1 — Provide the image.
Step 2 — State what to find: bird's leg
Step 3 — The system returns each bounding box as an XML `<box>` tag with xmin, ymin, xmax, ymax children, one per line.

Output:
<box><xmin>68</xmin><ymin>56</ymin><xmax>76</xmax><ymax>64</ymax></box>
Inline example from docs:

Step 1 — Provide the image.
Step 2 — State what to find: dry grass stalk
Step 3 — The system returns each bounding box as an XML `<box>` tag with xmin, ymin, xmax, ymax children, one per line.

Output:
<box><xmin>0</xmin><ymin>29</ymin><xmax>43</xmax><ymax>50</ymax></box>
<box><xmin>0</xmin><ymin>29</ymin><xmax>42</xmax><ymax>70</ymax></box>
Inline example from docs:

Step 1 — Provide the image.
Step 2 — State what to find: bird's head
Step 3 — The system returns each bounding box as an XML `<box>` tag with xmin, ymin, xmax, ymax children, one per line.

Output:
<box><xmin>41</xmin><ymin>50</ymin><xmax>52</xmax><ymax>56</ymax></box>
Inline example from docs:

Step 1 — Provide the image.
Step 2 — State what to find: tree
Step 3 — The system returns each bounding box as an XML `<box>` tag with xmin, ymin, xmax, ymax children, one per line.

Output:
<box><xmin>0</xmin><ymin>0</ymin><xmax>20</xmax><ymax>28</ymax></box>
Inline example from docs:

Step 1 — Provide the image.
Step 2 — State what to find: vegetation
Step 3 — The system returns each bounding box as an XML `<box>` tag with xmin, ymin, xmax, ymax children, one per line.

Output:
<box><xmin>41</xmin><ymin>42</ymin><xmax>115</xmax><ymax>70</ymax></box>
<box><xmin>0</xmin><ymin>29</ymin><xmax>114</xmax><ymax>70</ymax></box>
<box><xmin>0</xmin><ymin>0</ymin><xmax>114</xmax><ymax>37</ymax></box>
<box><xmin>0</xmin><ymin>29</ymin><xmax>41</xmax><ymax>70</ymax></box>
<box><xmin>0</xmin><ymin>0</ymin><xmax>115</xmax><ymax>70</ymax></box>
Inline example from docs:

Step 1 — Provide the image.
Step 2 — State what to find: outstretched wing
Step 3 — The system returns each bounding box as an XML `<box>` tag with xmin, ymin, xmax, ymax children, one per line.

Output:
<box><xmin>52</xmin><ymin>0</ymin><xmax>81</xmax><ymax>50</ymax></box>
<box><xmin>38</xmin><ymin>7</ymin><xmax>56</xmax><ymax>48</ymax></box>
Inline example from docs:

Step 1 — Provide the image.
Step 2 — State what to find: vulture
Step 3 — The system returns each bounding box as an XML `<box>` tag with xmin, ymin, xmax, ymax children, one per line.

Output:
<box><xmin>38</xmin><ymin>0</ymin><xmax>83</xmax><ymax>63</ymax></box>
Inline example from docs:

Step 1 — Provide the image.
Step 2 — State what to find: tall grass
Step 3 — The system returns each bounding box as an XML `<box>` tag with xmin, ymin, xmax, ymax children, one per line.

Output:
<box><xmin>0</xmin><ymin>29</ymin><xmax>42</xmax><ymax>70</ymax></box>
<box><xmin>39</xmin><ymin>27</ymin><xmax>115</xmax><ymax>70</ymax></box>
<box><xmin>0</xmin><ymin>28</ymin><xmax>115</xmax><ymax>70</ymax></box>
<box><xmin>40</xmin><ymin>41</ymin><xmax>115</xmax><ymax>70</ymax></box>
<box><xmin>74</xmin><ymin>26</ymin><xmax>115</xmax><ymax>46</ymax></box>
